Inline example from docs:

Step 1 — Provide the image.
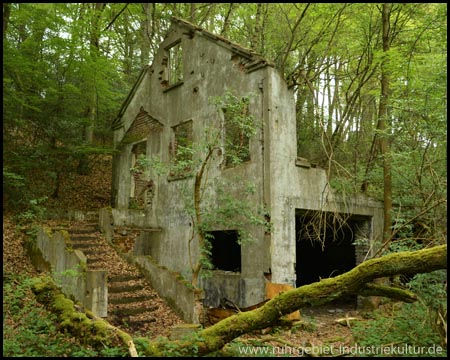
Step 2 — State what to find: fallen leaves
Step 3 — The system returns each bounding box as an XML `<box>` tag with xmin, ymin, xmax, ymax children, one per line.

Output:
<box><xmin>3</xmin><ymin>214</ymin><xmax>38</xmax><ymax>276</ymax></box>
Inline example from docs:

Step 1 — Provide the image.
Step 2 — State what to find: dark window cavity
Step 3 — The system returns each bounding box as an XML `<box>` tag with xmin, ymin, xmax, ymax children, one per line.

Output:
<box><xmin>207</xmin><ymin>230</ymin><xmax>241</xmax><ymax>272</ymax></box>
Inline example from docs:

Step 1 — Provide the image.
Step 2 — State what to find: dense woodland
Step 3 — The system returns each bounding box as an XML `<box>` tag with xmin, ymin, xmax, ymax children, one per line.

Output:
<box><xmin>3</xmin><ymin>3</ymin><xmax>447</xmax><ymax>357</ymax></box>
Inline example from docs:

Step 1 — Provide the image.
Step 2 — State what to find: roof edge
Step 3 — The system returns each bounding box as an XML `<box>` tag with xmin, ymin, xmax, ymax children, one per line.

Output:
<box><xmin>171</xmin><ymin>16</ymin><xmax>274</xmax><ymax>69</ymax></box>
<box><xmin>112</xmin><ymin>65</ymin><xmax>150</xmax><ymax>130</ymax></box>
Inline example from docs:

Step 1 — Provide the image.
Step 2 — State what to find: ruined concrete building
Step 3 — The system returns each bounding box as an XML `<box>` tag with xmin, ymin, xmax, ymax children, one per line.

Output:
<box><xmin>111</xmin><ymin>17</ymin><xmax>383</xmax><ymax>321</ymax></box>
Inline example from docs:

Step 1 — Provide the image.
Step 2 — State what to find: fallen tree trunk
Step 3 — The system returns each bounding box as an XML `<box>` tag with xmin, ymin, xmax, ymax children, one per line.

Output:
<box><xmin>140</xmin><ymin>244</ymin><xmax>447</xmax><ymax>356</ymax></box>
<box><xmin>30</xmin><ymin>276</ymin><xmax>137</xmax><ymax>357</ymax></box>
<box><xmin>30</xmin><ymin>245</ymin><xmax>446</xmax><ymax>357</ymax></box>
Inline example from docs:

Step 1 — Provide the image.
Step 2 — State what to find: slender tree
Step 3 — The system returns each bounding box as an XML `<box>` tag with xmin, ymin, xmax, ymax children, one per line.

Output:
<box><xmin>377</xmin><ymin>3</ymin><xmax>393</xmax><ymax>244</ymax></box>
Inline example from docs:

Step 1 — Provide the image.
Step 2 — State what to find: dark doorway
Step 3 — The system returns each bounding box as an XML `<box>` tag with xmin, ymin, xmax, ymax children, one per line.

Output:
<box><xmin>295</xmin><ymin>211</ymin><xmax>356</xmax><ymax>294</ymax></box>
<box><xmin>207</xmin><ymin>230</ymin><xmax>241</xmax><ymax>272</ymax></box>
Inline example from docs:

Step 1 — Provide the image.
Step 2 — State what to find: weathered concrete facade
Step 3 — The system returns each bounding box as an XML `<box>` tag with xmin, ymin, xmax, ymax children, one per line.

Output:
<box><xmin>28</xmin><ymin>227</ymin><xmax>108</xmax><ymax>317</ymax></box>
<box><xmin>112</xmin><ymin>18</ymin><xmax>383</xmax><ymax>312</ymax></box>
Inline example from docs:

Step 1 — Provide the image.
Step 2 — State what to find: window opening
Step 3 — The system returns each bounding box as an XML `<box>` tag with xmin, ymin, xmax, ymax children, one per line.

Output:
<box><xmin>223</xmin><ymin>98</ymin><xmax>251</xmax><ymax>167</ymax></box>
<box><xmin>130</xmin><ymin>141</ymin><xmax>147</xmax><ymax>209</ymax></box>
<box><xmin>170</xmin><ymin>120</ymin><xmax>193</xmax><ymax>177</ymax></box>
<box><xmin>207</xmin><ymin>230</ymin><xmax>241</xmax><ymax>272</ymax></box>
<box><xmin>168</xmin><ymin>41</ymin><xmax>183</xmax><ymax>85</ymax></box>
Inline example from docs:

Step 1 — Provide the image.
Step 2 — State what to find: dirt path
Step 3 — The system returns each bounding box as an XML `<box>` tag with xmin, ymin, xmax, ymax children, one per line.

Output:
<box><xmin>236</xmin><ymin>302</ymin><xmax>359</xmax><ymax>357</ymax></box>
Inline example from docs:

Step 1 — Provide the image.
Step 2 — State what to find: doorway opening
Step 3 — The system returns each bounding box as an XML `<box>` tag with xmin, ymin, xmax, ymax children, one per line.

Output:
<box><xmin>295</xmin><ymin>210</ymin><xmax>370</xmax><ymax>306</ymax></box>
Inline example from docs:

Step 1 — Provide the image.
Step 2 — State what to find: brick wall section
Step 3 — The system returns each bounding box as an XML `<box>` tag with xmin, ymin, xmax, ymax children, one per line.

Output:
<box><xmin>122</xmin><ymin>106</ymin><xmax>163</xmax><ymax>144</ymax></box>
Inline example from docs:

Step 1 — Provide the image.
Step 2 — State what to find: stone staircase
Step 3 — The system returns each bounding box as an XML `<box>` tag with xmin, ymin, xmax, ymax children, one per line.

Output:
<box><xmin>66</xmin><ymin>221</ymin><xmax>183</xmax><ymax>337</ymax></box>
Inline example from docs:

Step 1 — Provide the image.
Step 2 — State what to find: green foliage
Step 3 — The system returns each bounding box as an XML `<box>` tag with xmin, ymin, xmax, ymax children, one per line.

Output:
<box><xmin>354</xmin><ymin>234</ymin><xmax>447</xmax><ymax>354</ymax></box>
<box><xmin>3</xmin><ymin>167</ymin><xmax>26</xmax><ymax>188</ymax></box>
<box><xmin>53</xmin><ymin>265</ymin><xmax>85</xmax><ymax>288</ymax></box>
<box><xmin>195</xmin><ymin>92</ymin><xmax>269</xmax><ymax>280</ymax></box>
<box><xmin>210</xmin><ymin>91</ymin><xmax>257</xmax><ymax>166</ymax></box>
<box><xmin>351</xmin><ymin>270</ymin><xmax>447</xmax><ymax>357</ymax></box>
<box><xmin>201</xmin><ymin>177</ymin><xmax>271</xmax><ymax>243</ymax></box>
<box><xmin>3</xmin><ymin>273</ymin><xmax>104</xmax><ymax>357</ymax></box>
<box><xmin>14</xmin><ymin>196</ymin><xmax>48</xmax><ymax>225</ymax></box>
<box><xmin>291</xmin><ymin>316</ymin><xmax>318</xmax><ymax>333</ymax></box>
<box><xmin>3</xmin><ymin>3</ymin><xmax>125</xmax><ymax>210</ymax></box>
<box><xmin>4</xmin><ymin>4</ymin><xmax>446</xmax><ymax>251</ymax></box>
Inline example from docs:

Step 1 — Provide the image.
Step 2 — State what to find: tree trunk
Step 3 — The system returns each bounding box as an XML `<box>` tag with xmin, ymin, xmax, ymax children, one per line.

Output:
<box><xmin>250</xmin><ymin>3</ymin><xmax>262</xmax><ymax>52</ymax></box>
<box><xmin>86</xmin><ymin>2</ymin><xmax>104</xmax><ymax>143</ymax></box>
<box><xmin>220</xmin><ymin>3</ymin><xmax>234</xmax><ymax>35</ymax></box>
<box><xmin>378</xmin><ymin>3</ymin><xmax>393</xmax><ymax>244</ymax></box>
<box><xmin>191</xmin><ymin>146</ymin><xmax>215</xmax><ymax>287</ymax></box>
<box><xmin>189</xmin><ymin>3</ymin><xmax>196</xmax><ymax>23</ymax></box>
<box><xmin>32</xmin><ymin>245</ymin><xmax>446</xmax><ymax>356</ymax></box>
<box><xmin>3</xmin><ymin>3</ymin><xmax>11</xmax><ymax>39</ymax></box>
<box><xmin>142</xmin><ymin>244</ymin><xmax>447</xmax><ymax>356</ymax></box>
<box><xmin>78</xmin><ymin>3</ymin><xmax>104</xmax><ymax>175</ymax></box>
<box><xmin>139</xmin><ymin>3</ymin><xmax>151</xmax><ymax>67</ymax></box>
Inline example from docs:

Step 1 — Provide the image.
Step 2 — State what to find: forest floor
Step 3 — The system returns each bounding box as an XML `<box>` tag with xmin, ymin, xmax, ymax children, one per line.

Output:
<box><xmin>3</xmin><ymin>213</ymin><xmax>359</xmax><ymax>356</ymax></box>
<box><xmin>3</xmin><ymin>154</ymin><xmax>366</xmax><ymax>356</ymax></box>
<box><xmin>232</xmin><ymin>304</ymin><xmax>358</xmax><ymax>357</ymax></box>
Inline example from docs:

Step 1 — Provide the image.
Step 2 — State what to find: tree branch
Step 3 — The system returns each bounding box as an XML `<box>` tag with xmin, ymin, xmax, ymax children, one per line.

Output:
<box><xmin>359</xmin><ymin>283</ymin><xmax>417</xmax><ymax>303</ymax></box>
<box><xmin>142</xmin><ymin>244</ymin><xmax>447</xmax><ymax>356</ymax></box>
<box><xmin>104</xmin><ymin>3</ymin><xmax>129</xmax><ymax>32</ymax></box>
<box><xmin>374</xmin><ymin>198</ymin><xmax>447</xmax><ymax>257</ymax></box>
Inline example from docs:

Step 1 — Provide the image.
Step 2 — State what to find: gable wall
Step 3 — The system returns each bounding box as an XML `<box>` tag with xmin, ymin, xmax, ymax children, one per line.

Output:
<box><xmin>112</xmin><ymin>20</ymin><xmax>384</xmax><ymax>308</ymax></box>
<box><xmin>113</xmin><ymin>23</ymin><xmax>272</xmax><ymax>296</ymax></box>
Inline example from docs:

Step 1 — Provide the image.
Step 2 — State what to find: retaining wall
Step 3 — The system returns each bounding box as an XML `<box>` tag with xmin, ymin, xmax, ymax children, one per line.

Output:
<box><xmin>99</xmin><ymin>207</ymin><xmax>203</xmax><ymax>323</ymax></box>
<box><xmin>134</xmin><ymin>256</ymin><xmax>204</xmax><ymax>323</ymax></box>
<box><xmin>29</xmin><ymin>227</ymin><xmax>108</xmax><ymax>317</ymax></box>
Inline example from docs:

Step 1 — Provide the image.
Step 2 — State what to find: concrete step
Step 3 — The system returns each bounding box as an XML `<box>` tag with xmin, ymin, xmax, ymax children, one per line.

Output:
<box><xmin>109</xmin><ymin>294</ymin><xmax>156</xmax><ymax>305</ymax></box>
<box><xmin>108</xmin><ymin>283</ymin><xmax>145</xmax><ymax>293</ymax></box>
<box><xmin>76</xmin><ymin>248</ymin><xmax>108</xmax><ymax>256</ymax></box>
<box><xmin>70</xmin><ymin>235</ymin><xmax>99</xmax><ymax>242</ymax></box>
<box><xmin>126</xmin><ymin>318</ymin><xmax>157</xmax><ymax>329</ymax></box>
<box><xmin>109</xmin><ymin>305</ymin><xmax>159</xmax><ymax>317</ymax></box>
<box><xmin>63</xmin><ymin>219</ymin><xmax>182</xmax><ymax>335</ymax></box>
<box><xmin>86</xmin><ymin>263</ymin><xmax>107</xmax><ymax>271</ymax></box>
<box><xmin>70</xmin><ymin>228</ymin><xmax>97</xmax><ymax>234</ymax></box>
<box><xmin>69</xmin><ymin>226</ymin><xmax>98</xmax><ymax>234</ymax></box>
<box><xmin>108</xmin><ymin>274</ymin><xmax>142</xmax><ymax>282</ymax></box>
<box><xmin>86</xmin><ymin>257</ymin><xmax>106</xmax><ymax>265</ymax></box>
<box><xmin>112</xmin><ymin>316</ymin><xmax>157</xmax><ymax>332</ymax></box>
<box><xmin>71</xmin><ymin>241</ymin><xmax>103</xmax><ymax>248</ymax></box>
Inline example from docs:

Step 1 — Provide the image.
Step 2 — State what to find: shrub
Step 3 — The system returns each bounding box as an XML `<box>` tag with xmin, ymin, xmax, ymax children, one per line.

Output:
<box><xmin>351</xmin><ymin>270</ymin><xmax>447</xmax><ymax>357</ymax></box>
<box><xmin>3</xmin><ymin>273</ymin><xmax>126</xmax><ymax>357</ymax></box>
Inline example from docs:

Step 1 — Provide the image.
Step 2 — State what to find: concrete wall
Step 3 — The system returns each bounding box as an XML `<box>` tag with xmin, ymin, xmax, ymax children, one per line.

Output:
<box><xmin>200</xmin><ymin>271</ymin><xmax>266</xmax><ymax>308</ymax></box>
<box><xmin>100</xmin><ymin>207</ymin><xmax>203</xmax><ymax>322</ymax></box>
<box><xmin>134</xmin><ymin>256</ymin><xmax>204</xmax><ymax>323</ymax></box>
<box><xmin>260</xmin><ymin>66</ymin><xmax>384</xmax><ymax>286</ymax></box>
<box><xmin>112</xmin><ymin>19</ymin><xmax>384</xmax><ymax>309</ymax></box>
<box><xmin>112</xmin><ymin>21</ymin><xmax>270</xmax><ymax>283</ymax></box>
<box><xmin>30</xmin><ymin>227</ymin><xmax>108</xmax><ymax>317</ymax></box>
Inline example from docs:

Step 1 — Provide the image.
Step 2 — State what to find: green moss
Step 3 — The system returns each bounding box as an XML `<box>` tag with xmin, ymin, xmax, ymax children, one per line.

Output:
<box><xmin>30</xmin><ymin>277</ymin><xmax>53</xmax><ymax>297</ymax></box>
<box><xmin>76</xmin><ymin>260</ymin><xmax>88</xmax><ymax>274</ymax></box>
<box><xmin>43</xmin><ymin>226</ymin><xmax>53</xmax><ymax>238</ymax></box>
<box><xmin>54</xmin><ymin>293</ymin><xmax>75</xmax><ymax>313</ymax></box>
<box><xmin>25</xmin><ymin>237</ymin><xmax>52</xmax><ymax>272</ymax></box>
<box><xmin>60</xmin><ymin>229</ymin><xmax>74</xmax><ymax>251</ymax></box>
<box><xmin>30</xmin><ymin>275</ymin><xmax>123</xmax><ymax>348</ymax></box>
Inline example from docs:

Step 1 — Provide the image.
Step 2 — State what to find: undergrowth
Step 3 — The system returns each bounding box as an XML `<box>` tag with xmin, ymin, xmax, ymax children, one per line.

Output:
<box><xmin>3</xmin><ymin>272</ymin><xmax>127</xmax><ymax>357</ymax></box>
<box><xmin>351</xmin><ymin>270</ymin><xmax>447</xmax><ymax>357</ymax></box>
